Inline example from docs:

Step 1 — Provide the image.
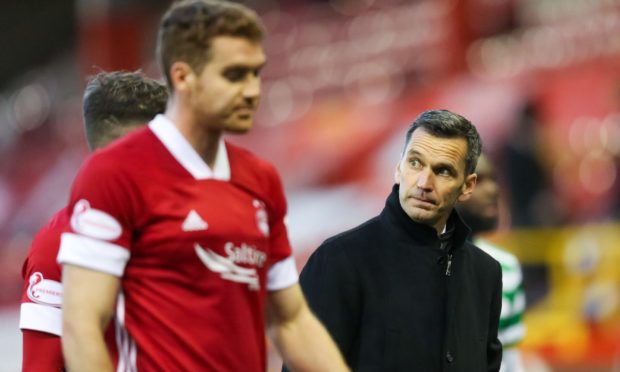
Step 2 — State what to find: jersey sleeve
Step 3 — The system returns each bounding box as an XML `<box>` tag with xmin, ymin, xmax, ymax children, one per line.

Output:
<box><xmin>20</xmin><ymin>212</ymin><xmax>66</xmax><ymax>336</ymax></box>
<box><xmin>266</xmin><ymin>256</ymin><xmax>298</xmax><ymax>291</ymax></box>
<box><xmin>474</xmin><ymin>239</ymin><xmax>527</xmax><ymax>348</ymax></box>
<box><xmin>263</xmin><ymin>164</ymin><xmax>298</xmax><ymax>291</ymax></box>
<box><xmin>500</xmin><ymin>260</ymin><xmax>527</xmax><ymax>347</ymax></box>
<box><xmin>22</xmin><ymin>330</ymin><xmax>64</xmax><ymax>372</ymax></box>
<box><xmin>57</xmin><ymin>154</ymin><xmax>139</xmax><ymax>277</ymax></box>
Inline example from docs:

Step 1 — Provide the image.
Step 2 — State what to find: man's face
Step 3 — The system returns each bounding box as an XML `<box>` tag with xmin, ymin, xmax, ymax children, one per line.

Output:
<box><xmin>187</xmin><ymin>36</ymin><xmax>266</xmax><ymax>133</ymax></box>
<box><xmin>394</xmin><ymin>128</ymin><xmax>476</xmax><ymax>233</ymax></box>
<box><xmin>457</xmin><ymin>155</ymin><xmax>499</xmax><ymax>234</ymax></box>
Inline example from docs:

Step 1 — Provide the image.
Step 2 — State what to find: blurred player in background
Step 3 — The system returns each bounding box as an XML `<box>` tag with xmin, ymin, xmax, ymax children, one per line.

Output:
<box><xmin>457</xmin><ymin>153</ymin><xmax>527</xmax><ymax>372</ymax></box>
<box><xmin>19</xmin><ymin>71</ymin><xmax>168</xmax><ymax>371</ymax></box>
<box><xmin>58</xmin><ymin>1</ymin><xmax>348</xmax><ymax>371</ymax></box>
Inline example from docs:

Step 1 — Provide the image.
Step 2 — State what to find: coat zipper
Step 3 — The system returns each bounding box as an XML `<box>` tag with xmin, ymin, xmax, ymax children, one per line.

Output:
<box><xmin>445</xmin><ymin>253</ymin><xmax>453</xmax><ymax>276</ymax></box>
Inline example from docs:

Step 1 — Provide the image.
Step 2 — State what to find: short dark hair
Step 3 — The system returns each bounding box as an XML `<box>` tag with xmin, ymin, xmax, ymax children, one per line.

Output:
<box><xmin>157</xmin><ymin>0</ymin><xmax>265</xmax><ymax>89</ymax></box>
<box><xmin>82</xmin><ymin>71</ymin><xmax>168</xmax><ymax>150</ymax></box>
<box><xmin>403</xmin><ymin>109</ymin><xmax>482</xmax><ymax>175</ymax></box>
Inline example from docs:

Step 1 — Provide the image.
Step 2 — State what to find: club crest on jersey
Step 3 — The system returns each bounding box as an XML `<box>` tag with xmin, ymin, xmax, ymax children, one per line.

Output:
<box><xmin>70</xmin><ymin>199</ymin><xmax>122</xmax><ymax>241</ymax></box>
<box><xmin>27</xmin><ymin>272</ymin><xmax>63</xmax><ymax>307</ymax></box>
<box><xmin>253</xmin><ymin>199</ymin><xmax>269</xmax><ymax>237</ymax></box>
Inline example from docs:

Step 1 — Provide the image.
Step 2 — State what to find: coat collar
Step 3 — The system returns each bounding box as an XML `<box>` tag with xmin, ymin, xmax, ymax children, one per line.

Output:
<box><xmin>380</xmin><ymin>184</ymin><xmax>471</xmax><ymax>251</ymax></box>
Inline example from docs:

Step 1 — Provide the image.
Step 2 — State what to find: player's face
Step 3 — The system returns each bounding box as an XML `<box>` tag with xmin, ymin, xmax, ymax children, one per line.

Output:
<box><xmin>394</xmin><ymin>128</ymin><xmax>476</xmax><ymax>232</ymax></box>
<box><xmin>189</xmin><ymin>36</ymin><xmax>266</xmax><ymax>133</ymax></box>
<box><xmin>458</xmin><ymin>155</ymin><xmax>499</xmax><ymax>231</ymax></box>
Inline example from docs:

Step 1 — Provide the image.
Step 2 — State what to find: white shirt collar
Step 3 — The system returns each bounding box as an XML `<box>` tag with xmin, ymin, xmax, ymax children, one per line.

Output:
<box><xmin>148</xmin><ymin>114</ymin><xmax>231</xmax><ymax>181</ymax></box>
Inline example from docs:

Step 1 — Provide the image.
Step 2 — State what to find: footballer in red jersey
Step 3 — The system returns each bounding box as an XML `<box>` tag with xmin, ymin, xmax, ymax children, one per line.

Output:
<box><xmin>19</xmin><ymin>71</ymin><xmax>168</xmax><ymax>372</ymax></box>
<box><xmin>59</xmin><ymin>1</ymin><xmax>348</xmax><ymax>372</ymax></box>
<box><xmin>20</xmin><ymin>210</ymin><xmax>66</xmax><ymax>371</ymax></box>
<box><xmin>60</xmin><ymin>115</ymin><xmax>298</xmax><ymax>370</ymax></box>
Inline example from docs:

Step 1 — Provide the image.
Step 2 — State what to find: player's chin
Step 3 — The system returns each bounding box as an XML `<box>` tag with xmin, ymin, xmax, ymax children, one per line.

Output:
<box><xmin>225</xmin><ymin>119</ymin><xmax>254</xmax><ymax>133</ymax></box>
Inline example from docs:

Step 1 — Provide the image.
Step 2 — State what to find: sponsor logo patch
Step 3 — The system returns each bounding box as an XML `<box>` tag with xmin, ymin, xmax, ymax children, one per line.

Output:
<box><xmin>224</xmin><ymin>242</ymin><xmax>267</xmax><ymax>267</ymax></box>
<box><xmin>27</xmin><ymin>272</ymin><xmax>63</xmax><ymax>307</ymax></box>
<box><xmin>195</xmin><ymin>243</ymin><xmax>260</xmax><ymax>290</ymax></box>
<box><xmin>70</xmin><ymin>199</ymin><xmax>122</xmax><ymax>241</ymax></box>
<box><xmin>182</xmin><ymin>209</ymin><xmax>208</xmax><ymax>232</ymax></box>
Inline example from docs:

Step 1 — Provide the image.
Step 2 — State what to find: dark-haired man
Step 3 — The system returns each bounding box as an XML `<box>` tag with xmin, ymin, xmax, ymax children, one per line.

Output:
<box><xmin>59</xmin><ymin>1</ymin><xmax>348</xmax><ymax>371</ymax></box>
<box><xmin>293</xmin><ymin>109</ymin><xmax>503</xmax><ymax>371</ymax></box>
<box><xmin>19</xmin><ymin>71</ymin><xmax>168</xmax><ymax>372</ymax></box>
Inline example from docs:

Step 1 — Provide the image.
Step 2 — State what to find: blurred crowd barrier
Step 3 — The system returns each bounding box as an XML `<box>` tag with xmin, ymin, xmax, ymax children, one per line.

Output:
<box><xmin>490</xmin><ymin>223</ymin><xmax>620</xmax><ymax>370</ymax></box>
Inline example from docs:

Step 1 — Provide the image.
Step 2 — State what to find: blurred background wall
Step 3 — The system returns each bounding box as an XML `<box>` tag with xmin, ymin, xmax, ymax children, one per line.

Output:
<box><xmin>1</xmin><ymin>0</ymin><xmax>620</xmax><ymax>371</ymax></box>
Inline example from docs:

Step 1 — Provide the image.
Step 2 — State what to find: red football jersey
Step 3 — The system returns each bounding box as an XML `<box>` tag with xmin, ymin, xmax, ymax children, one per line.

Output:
<box><xmin>58</xmin><ymin>115</ymin><xmax>297</xmax><ymax>371</ymax></box>
<box><xmin>20</xmin><ymin>209</ymin><xmax>66</xmax><ymax>336</ymax></box>
<box><xmin>20</xmin><ymin>208</ymin><xmax>118</xmax><ymax>371</ymax></box>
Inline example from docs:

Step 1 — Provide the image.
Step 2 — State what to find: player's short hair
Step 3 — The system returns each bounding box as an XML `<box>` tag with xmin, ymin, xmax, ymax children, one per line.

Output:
<box><xmin>157</xmin><ymin>0</ymin><xmax>265</xmax><ymax>89</ymax></box>
<box><xmin>403</xmin><ymin>109</ymin><xmax>482</xmax><ymax>176</ymax></box>
<box><xmin>82</xmin><ymin>71</ymin><xmax>168</xmax><ymax>150</ymax></box>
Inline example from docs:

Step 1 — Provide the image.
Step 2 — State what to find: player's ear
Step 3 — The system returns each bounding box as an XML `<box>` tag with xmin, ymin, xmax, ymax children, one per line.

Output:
<box><xmin>169</xmin><ymin>62</ymin><xmax>195</xmax><ymax>93</ymax></box>
<box><xmin>457</xmin><ymin>173</ymin><xmax>477</xmax><ymax>202</ymax></box>
<box><xmin>394</xmin><ymin>160</ymin><xmax>402</xmax><ymax>184</ymax></box>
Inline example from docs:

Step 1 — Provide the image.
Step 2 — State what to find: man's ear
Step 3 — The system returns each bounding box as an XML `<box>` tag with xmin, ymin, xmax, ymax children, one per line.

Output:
<box><xmin>393</xmin><ymin>160</ymin><xmax>402</xmax><ymax>184</ymax></box>
<box><xmin>457</xmin><ymin>173</ymin><xmax>477</xmax><ymax>202</ymax></box>
<box><xmin>169</xmin><ymin>61</ymin><xmax>194</xmax><ymax>93</ymax></box>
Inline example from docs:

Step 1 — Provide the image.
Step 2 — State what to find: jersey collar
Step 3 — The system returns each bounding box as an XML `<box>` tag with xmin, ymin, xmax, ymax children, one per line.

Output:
<box><xmin>148</xmin><ymin>114</ymin><xmax>231</xmax><ymax>181</ymax></box>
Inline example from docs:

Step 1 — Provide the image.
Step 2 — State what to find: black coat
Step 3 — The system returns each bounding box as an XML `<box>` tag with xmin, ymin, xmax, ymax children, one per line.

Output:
<box><xmin>293</xmin><ymin>186</ymin><xmax>502</xmax><ymax>371</ymax></box>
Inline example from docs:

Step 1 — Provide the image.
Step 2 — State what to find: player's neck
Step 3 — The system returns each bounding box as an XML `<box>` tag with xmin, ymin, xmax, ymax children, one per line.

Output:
<box><xmin>186</xmin><ymin>126</ymin><xmax>221</xmax><ymax>168</ymax></box>
<box><xmin>164</xmin><ymin>106</ymin><xmax>222</xmax><ymax>169</ymax></box>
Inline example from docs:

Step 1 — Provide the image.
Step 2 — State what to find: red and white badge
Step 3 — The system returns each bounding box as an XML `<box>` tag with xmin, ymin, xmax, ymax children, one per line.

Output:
<box><xmin>70</xmin><ymin>199</ymin><xmax>122</xmax><ymax>241</ymax></box>
<box><xmin>27</xmin><ymin>272</ymin><xmax>63</xmax><ymax>307</ymax></box>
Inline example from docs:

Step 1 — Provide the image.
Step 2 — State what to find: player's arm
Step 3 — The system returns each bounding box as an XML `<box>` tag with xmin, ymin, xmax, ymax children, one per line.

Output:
<box><xmin>56</xmin><ymin>152</ymin><xmax>134</xmax><ymax>370</ymax></box>
<box><xmin>62</xmin><ymin>264</ymin><xmax>120</xmax><ymax>372</ymax></box>
<box><xmin>20</xmin><ymin>222</ymin><xmax>66</xmax><ymax>372</ymax></box>
<box><xmin>263</xmin><ymin>165</ymin><xmax>348</xmax><ymax>370</ymax></box>
<box><xmin>267</xmin><ymin>283</ymin><xmax>350</xmax><ymax>372</ymax></box>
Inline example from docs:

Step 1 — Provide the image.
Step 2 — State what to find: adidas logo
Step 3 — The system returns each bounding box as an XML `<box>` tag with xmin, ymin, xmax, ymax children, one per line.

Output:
<box><xmin>182</xmin><ymin>210</ymin><xmax>208</xmax><ymax>231</ymax></box>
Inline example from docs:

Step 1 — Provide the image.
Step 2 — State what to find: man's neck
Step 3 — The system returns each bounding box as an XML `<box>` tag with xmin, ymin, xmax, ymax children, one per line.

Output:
<box><xmin>433</xmin><ymin>215</ymin><xmax>450</xmax><ymax>236</ymax></box>
<box><xmin>164</xmin><ymin>105</ymin><xmax>221</xmax><ymax>169</ymax></box>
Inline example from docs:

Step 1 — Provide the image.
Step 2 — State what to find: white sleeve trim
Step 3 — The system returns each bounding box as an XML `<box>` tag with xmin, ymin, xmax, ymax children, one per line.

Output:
<box><xmin>266</xmin><ymin>256</ymin><xmax>298</xmax><ymax>291</ymax></box>
<box><xmin>57</xmin><ymin>232</ymin><xmax>130</xmax><ymax>277</ymax></box>
<box><xmin>19</xmin><ymin>303</ymin><xmax>62</xmax><ymax>336</ymax></box>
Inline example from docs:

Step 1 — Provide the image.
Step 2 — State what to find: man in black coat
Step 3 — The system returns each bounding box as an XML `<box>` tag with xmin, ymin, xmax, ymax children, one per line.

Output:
<box><xmin>287</xmin><ymin>109</ymin><xmax>502</xmax><ymax>371</ymax></box>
